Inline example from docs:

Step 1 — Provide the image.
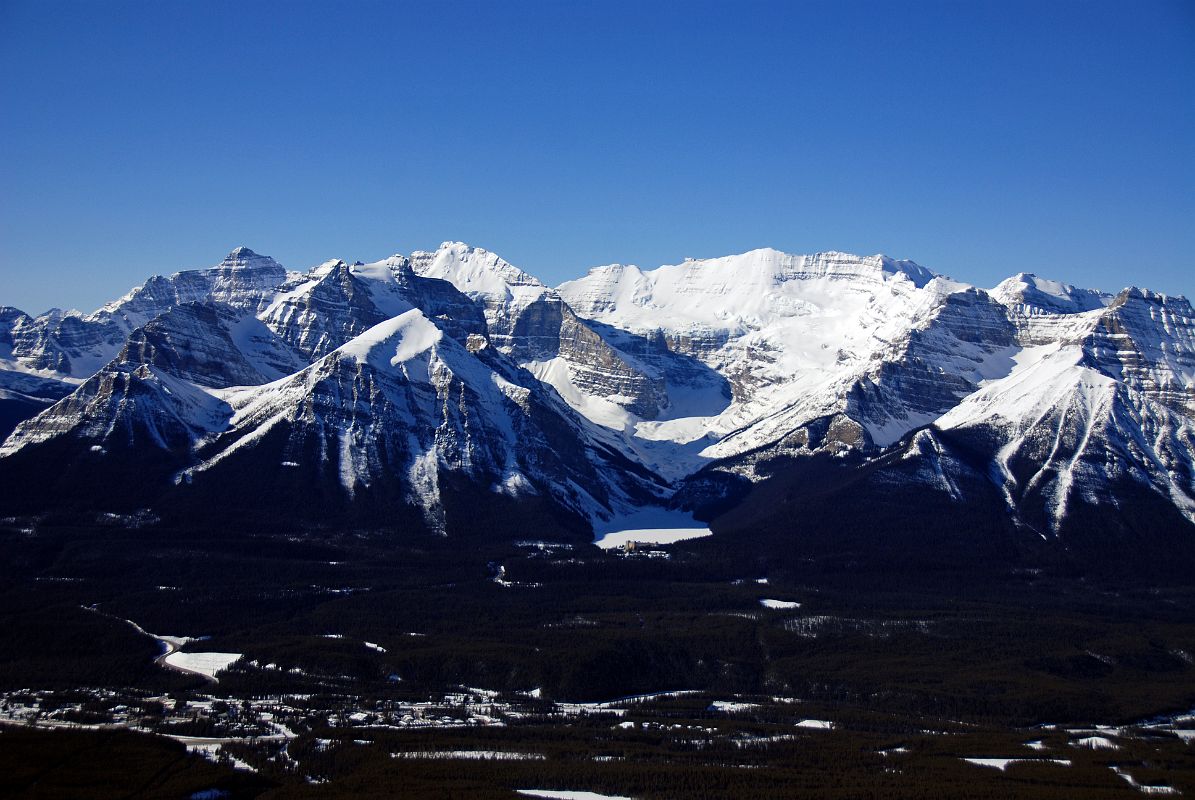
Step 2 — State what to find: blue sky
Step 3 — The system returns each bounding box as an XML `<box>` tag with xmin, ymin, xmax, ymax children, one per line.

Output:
<box><xmin>1</xmin><ymin>0</ymin><xmax>1192</xmax><ymax>314</ymax></box>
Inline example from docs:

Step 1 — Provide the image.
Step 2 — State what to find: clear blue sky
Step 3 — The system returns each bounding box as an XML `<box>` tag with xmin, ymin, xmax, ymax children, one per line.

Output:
<box><xmin>2</xmin><ymin>0</ymin><xmax>1192</xmax><ymax>314</ymax></box>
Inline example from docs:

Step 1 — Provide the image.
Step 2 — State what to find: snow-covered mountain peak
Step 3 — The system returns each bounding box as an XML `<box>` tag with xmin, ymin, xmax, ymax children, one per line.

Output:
<box><xmin>309</xmin><ymin>259</ymin><xmax>346</xmax><ymax>278</ymax></box>
<box><xmin>102</xmin><ymin>247</ymin><xmax>287</xmax><ymax>308</ymax></box>
<box><xmin>305</xmin><ymin>256</ymin><xmax>416</xmax><ymax>284</ymax></box>
<box><xmin>334</xmin><ymin>310</ymin><xmax>443</xmax><ymax>369</ymax></box>
<box><xmin>221</xmin><ymin>246</ymin><xmax>271</xmax><ymax>264</ymax></box>
<box><xmin>346</xmin><ymin>258</ymin><xmax>402</xmax><ymax>285</ymax></box>
<box><xmin>558</xmin><ymin>248</ymin><xmax>954</xmax><ymax>338</ymax></box>
<box><xmin>740</xmin><ymin>248</ymin><xmax>940</xmax><ymax>288</ymax></box>
<box><xmin>556</xmin><ymin>248</ymin><xmax>1016</xmax><ymax>471</ymax></box>
<box><xmin>204</xmin><ymin>247</ymin><xmax>289</xmax><ymax>287</ymax></box>
<box><xmin>377</xmin><ymin>254</ymin><xmax>413</xmax><ymax>273</ymax></box>
<box><xmin>411</xmin><ymin>242</ymin><xmax>546</xmax><ymax>297</ymax></box>
<box><xmin>990</xmin><ymin>272</ymin><xmax>1112</xmax><ymax>316</ymax></box>
<box><xmin>874</xmin><ymin>254</ymin><xmax>940</xmax><ymax>289</ymax></box>
<box><xmin>1111</xmin><ymin>285</ymin><xmax>1191</xmax><ymax>310</ymax></box>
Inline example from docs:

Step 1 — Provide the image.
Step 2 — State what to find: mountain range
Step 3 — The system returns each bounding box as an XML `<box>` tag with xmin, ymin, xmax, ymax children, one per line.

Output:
<box><xmin>2</xmin><ymin>243</ymin><xmax>1193</xmax><ymax>575</ymax></box>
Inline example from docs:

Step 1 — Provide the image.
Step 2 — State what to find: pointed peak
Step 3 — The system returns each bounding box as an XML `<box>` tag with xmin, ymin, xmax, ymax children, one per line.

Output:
<box><xmin>0</xmin><ymin>306</ymin><xmax>32</xmax><ymax>321</ymax></box>
<box><xmin>381</xmin><ymin>255</ymin><xmax>415</xmax><ymax>280</ymax></box>
<box><xmin>997</xmin><ymin>271</ymin><xmax>1056</xmax><ymax>289</ymax></box>
<box><xmin>1112</xmin><ymin>286</ymin><xmax>1189</xmax><ymax>309</ymax></box>
<box><xmin>297</xmin><ymin>259</ymin><xmax>349</xmax><ymax>282</ymax></box>
<box><xmin>220</xmin><ymin>246</ymin><xmax>280</xmax><ymax>269</ymax></box>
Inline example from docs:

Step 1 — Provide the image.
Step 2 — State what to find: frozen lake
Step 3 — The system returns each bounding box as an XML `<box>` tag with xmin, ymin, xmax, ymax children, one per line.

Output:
<box><xmin>517</xmin><ymin>791</ymin><xmax>635</xmax><ymax>800</ymax></box>
<box><xmin>163</xmin><ymin>651</ymin><xmax>242</xmax><ymax>679</ymax></box>
<box><xmin>593</xmin><ymin>508</ymin><xmax>712</xmax><ymax>550</ymax></box>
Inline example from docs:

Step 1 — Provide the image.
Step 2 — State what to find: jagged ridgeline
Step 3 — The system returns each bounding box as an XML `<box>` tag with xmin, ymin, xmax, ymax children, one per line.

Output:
<box><xmin>2</xmin><ymin>245</ymin><xmax>1193</xmax><ymax>574</ymax></box>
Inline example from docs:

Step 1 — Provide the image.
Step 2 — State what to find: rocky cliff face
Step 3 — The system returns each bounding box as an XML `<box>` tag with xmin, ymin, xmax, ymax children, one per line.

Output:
<box><xmin>1082</xmin><ymin>288</ymin><xmax>1195</xmax><ymax>417</ymax></box>
<box><xmin>120</xmin><ymin>304</ymin><xmax>306</xmax><ymax>388</ymax></box>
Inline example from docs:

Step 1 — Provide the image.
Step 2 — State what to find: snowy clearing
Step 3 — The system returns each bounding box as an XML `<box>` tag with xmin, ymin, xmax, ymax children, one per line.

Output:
<box><xmin>760</xmin><ymin>599</ymin><xmax>801</xmax><ymax>609</ymax></box>
<box><xmin>708</xmin><ymin>701</ymin><xmax>759</xmax><ymax>713</ymax></box>
<box><xmin>795</xmin><ymin>719</ymin><xmax>834</xmax><ymax>730</ymax></box>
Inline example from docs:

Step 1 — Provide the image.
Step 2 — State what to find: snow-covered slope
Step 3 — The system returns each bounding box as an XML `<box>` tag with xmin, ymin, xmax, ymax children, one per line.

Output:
<box><xmin>0</xmin><ymin>360</ymin><xmax>232</xmax><ymax>459</ymax></box>
<box><xmin>931</xmin><ymin>287</ymin><xmax>1195</xmax><ymax>533</ymax></box>
<box><xmin>180</xmin><ymin>308</ymin><xmax>656</xmax><ymax>530</ymax></box>
<box><xmin>559</xmin><ymin>249</ymin><xmax>1017</xmax><ymax>476</ymax></box>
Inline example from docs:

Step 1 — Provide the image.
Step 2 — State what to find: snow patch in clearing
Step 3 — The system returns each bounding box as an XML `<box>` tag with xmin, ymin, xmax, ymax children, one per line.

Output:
<box><xmin>708</xmin><ymin>701</ymin><xmax>759</xmax><ymax>713</ymax></box>
<box><xmin>760</xmin><ymin>599</ymin><xmax>801</xmax><ymax>610</ymax></box>
<box><xmin>795</xmin><ymin>719</ymin><xmax>834</xmax><ymax>730</ymax></box>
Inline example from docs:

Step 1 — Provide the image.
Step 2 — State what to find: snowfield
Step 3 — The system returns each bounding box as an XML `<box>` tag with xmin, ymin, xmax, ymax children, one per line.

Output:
<box><xmin>163</xmin><ymin>652</ymin><xmax>243</xmax><ymax>679</ymax></box>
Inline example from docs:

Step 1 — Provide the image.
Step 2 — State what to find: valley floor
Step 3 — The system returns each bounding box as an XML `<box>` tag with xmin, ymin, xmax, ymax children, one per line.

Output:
<box><xmin>1</xmin><ymin>514</ymin><xmax>1194</xmax><ymax>798</ymax></box>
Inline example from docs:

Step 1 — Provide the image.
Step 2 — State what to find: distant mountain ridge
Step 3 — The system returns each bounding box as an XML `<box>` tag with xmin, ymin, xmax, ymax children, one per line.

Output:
<box><xmin>2</xmin><ymin>243</ymin><xmax>1192</xmax><ymax>574</ymax></box>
